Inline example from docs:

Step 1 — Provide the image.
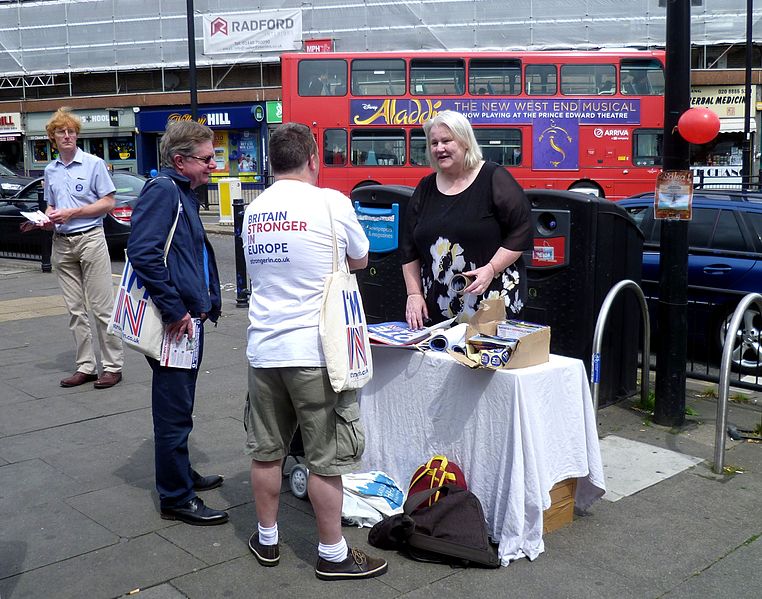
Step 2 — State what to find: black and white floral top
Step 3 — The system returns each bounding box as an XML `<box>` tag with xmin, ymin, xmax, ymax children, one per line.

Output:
<box><xmin>401</xmin><ymin>161</ymin><xmax>532</xmax><ymax>324</ymax></box>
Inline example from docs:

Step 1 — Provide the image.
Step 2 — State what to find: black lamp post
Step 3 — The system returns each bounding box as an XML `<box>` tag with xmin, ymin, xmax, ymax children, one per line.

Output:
<box><xmin>186</xmin><ymin>0</ymin><xmax>198</xmax><ymax>120</ymax></box>
<box><xmin>742</xmin><ymin>0</ymin><xmax>754</xmax><ymax>190</ymax></box>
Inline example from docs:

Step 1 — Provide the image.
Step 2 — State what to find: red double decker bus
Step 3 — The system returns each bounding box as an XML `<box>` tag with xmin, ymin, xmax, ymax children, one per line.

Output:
<box><xmin>280</xmin><ymin>50</ymin><xmax>665</xmax><ymax>200</ymax></box>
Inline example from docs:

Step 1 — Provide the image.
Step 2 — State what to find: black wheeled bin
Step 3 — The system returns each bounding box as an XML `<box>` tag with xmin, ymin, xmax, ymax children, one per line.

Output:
<box><xmin>350</xmin><ymin>184</ymin><xmax>414</xmax><ymax>324</ymax></box>
<box><xmin>522</xmin><ymin>190</ymin><xmax>644</xmax><ymax>407</ymax></box>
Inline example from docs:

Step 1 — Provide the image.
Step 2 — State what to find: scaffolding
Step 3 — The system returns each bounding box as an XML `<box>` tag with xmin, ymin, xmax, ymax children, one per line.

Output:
<box><xmin>0</xmin><ymin>0</ymin><xmax>760</xmax><ymax>87</ymax></box>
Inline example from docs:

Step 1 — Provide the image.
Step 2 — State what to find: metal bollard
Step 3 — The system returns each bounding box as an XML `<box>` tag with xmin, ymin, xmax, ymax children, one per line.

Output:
<box><xmin>233</xmin><ymin>196</ymin><xmax>251</xmax><ymax>308</ymax></box>
<box><xmin>37</xmin><ymin>189</ymin><xmax>52</xmax><ymax>273</ymax></box>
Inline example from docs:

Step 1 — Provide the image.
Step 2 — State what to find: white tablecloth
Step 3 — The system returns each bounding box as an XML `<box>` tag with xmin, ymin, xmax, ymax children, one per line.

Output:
<box><xmin>359</xmin><ymin>346</ymin><xmax>606</xmax><ymax>565</ymax></box>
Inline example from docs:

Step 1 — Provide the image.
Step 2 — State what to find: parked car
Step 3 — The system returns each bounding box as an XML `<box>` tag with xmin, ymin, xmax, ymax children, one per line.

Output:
<box><xmin>0</xmin><ymin>163</ymin><xmax>35</xmax><ymax>198</ymax></box>
<box><xmin>619</xmin><ymin>189</ymin><xmax>762</xmax><ymax>374</ymax></box>
<box><xmin>0</xmin><ymin>170</ymin><xmax>146</xmax><ymax>254</ymax></box>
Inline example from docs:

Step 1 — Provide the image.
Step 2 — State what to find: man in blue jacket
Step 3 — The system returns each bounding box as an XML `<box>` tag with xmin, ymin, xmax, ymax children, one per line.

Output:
<box><xmin>127</xmin><ymin>120</ymin><xmax>227</xmax><ymax>526</ymax></box>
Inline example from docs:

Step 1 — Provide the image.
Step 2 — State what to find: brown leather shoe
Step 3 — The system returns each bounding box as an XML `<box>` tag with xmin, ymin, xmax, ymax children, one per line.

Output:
<box><xmin>60</xmin><ymin>371</ymin><xmax>98</xmax><ymax>388</ymax></box>
<box><xmin>93</xmin><ymin>371</ymin><xmax>122</xmax><ymax>389</ymax></box>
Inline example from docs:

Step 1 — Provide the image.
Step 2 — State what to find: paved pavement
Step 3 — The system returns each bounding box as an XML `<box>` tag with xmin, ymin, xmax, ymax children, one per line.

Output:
<box><xmin>1</xmin><ymin>255</ymin><xmax>762</xmax><ymax>599</ymax></box>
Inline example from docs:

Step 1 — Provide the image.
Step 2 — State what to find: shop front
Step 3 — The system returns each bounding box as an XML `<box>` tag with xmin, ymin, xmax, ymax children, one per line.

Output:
<box><xmin>25</xmin><ymin>108</ymin><xmax>137</xmax><ymax>176</ymax></box>
<box><xmin>690</xmin><ymin>85</ymin><xmax>758</xmax><ymax>185</ymax></box>
<box><xmin>135</xmin><ymin>103</ymin><xmax>272</xmax><ymax>187</ymax></box>
<box><xmin>0</xmin><ymin>112</ymin><xmax>24</xmax><ymax>173</ymax></box>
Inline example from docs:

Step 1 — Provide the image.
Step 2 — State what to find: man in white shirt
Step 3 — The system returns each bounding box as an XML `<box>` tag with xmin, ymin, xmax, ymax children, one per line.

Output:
<box><xmin>242</xmin><ymin>123</ymin><xmax>386</xmax><ymax>581</ymax></box>
<box><xmin>40</xmin><ymin>108</ymin><xmax>124</xmax><ymax>389</ymax></box>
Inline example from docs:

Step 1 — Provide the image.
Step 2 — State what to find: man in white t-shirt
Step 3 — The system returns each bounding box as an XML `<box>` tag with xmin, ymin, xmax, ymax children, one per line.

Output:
<box><xmin>242</xmin><ymin>123</ymin><xmax>386</xmax><ymax>581</ymax></box>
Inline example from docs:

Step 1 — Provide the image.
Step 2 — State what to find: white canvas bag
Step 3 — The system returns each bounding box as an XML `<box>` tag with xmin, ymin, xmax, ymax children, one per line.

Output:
<box><xmin>318</xmin><ymin>198</ymin><xmax>373</xmax><ymax>393</ymax></box>
<box><xmin>107</xmin><ymin>179</ymin><xmax>181</xmax><ymax>360</ymax></box>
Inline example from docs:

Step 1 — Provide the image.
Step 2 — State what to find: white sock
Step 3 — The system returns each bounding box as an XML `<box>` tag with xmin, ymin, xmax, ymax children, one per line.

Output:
<box><xmin>318</xmin><ymin>537</ymin><xmax>348</xmax><ymax>563</ymax></box>
<box><xmin>258</xmin><ymin>522</ymin><xmax>278</xmax><ymax>546</ymax></box>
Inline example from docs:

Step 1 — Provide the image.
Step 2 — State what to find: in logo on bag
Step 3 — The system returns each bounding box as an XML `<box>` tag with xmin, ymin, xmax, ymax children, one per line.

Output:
<box><xmin>112</xmin><ymin>266</ymin><xmax>151</xmax><ymax>343</ymax></box>
<box><xmin>343</xmin><ymin>289</ymin><xmax>369</xmax><ymax>376</ymax></box>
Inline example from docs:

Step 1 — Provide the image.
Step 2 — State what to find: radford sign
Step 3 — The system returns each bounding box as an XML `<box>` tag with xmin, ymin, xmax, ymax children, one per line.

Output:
<box><xmin>203</xmin><ymin>9</ymin><xmax>302</xmax><ymax>55</ymax></box>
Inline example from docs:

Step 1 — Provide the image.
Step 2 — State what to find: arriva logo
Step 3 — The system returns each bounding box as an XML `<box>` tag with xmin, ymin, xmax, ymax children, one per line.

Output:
<box><xmin>210</xmin><ymin>17</ymin><xmax>228</xmax><ymax>36</ymax></box>
<box><xmin>594</xmin><ymin>128</ymin><xmax>630</xmax><ymax>138</ymax></box>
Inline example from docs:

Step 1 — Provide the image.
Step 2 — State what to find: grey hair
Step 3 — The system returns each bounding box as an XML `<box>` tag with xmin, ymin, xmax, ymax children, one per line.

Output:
<box><xmin>422</xmin><ymin>110</ymin><xmax>483</xmax><ymax>172</ymax></box>
<box><xmin>159</xmin><ymin>120</ymin><xmax>214</xmax><ymax>168</ymax></box>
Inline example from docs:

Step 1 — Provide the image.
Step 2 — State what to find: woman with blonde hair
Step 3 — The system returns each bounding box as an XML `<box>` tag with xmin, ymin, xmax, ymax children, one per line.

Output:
<box><xmin>401</xmin><ymin>110</ymin><xmax>532</xmax><ymax>328</ymax></box>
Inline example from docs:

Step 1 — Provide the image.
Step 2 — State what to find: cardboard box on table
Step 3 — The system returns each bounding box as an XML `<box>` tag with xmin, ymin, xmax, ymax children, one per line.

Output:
<box><xmin>448</xmin><ymin>299</ymin><xmax>551</xmax><ymax>370</ymax></box>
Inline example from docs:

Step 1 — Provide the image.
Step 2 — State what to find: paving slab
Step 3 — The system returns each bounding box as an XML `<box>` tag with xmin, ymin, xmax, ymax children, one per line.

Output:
<box><xmin>661</xmin><ymin>536</ymin><xmax>762</xmax><ymax>599</ymax></box>
<box><xmin>0</xmin><ymin>500</ymin><xmax>118</xmax><ymax>579</ymax></box>
<box><xmin>0</xmin><ymin>394</ymin><xmax>99</xmax><ymax>436</ymax></box>
<box><xmin>0</xmin><ymin>458</ymin><xmax>86</xmax><ymax>508</ymax></box>
<box><xmin>599</xmin><ymin>435</ymin><xmax>703</xmax><ymax>501</ymax></box>
<box><xmin>0</xmin><ymin>533</ymin><xmax>206</xmax><ymax>599</ymax></box>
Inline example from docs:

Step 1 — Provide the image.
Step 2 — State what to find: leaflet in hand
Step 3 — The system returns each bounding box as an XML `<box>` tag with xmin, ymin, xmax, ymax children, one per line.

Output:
<box><xmin>367</xmin><ymin>317</ymin><xmax>456</xmax><ymax>346</ymax></box>
<box><xmin>20</xmin><ymin>210</ymin><xmax>51</xmax><ymax>225</ymax></box>
<box><xmin>160</xmin><ymin>318</ymin><xmax>201</xmax><ymax>369</ymax></box>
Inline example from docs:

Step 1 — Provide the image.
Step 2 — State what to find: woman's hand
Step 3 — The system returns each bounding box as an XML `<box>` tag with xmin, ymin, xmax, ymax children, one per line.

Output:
<box><xmin>462</xmin><ymin>263</ymin><xmax>498</xmax><ymax>295</ymax></box>
<box><xmin>405</xmin><ymin>294</ymin><xmax>429</xmax><ymax>330</ymax></box>
<box><xmin>166</xmin><ymin>313</ymin><xmax>194</xmax><ymax>342</ymax></box>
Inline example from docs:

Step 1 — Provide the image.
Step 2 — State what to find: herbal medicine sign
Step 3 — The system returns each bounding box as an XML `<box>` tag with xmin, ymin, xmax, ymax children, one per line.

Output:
<box><xmin>654</xmin><ymin>170</ymin><xmax>693</xmax><ymax>220</ymax></box>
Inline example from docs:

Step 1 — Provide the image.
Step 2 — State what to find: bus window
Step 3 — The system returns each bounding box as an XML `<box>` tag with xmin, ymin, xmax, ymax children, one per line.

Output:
<box><xmin>621</xmin><ymin>59</ymin><xmax>664</xmax><ymax>95</ymax></box>
<box><xmin>298</xmin><ymin>59</ymin><xmax>347</xmax><ymax>96</ymax></box>
<box><xmin>474</xmin><ymin>128</ymin><xmax>522</xmax><ymax>166</ymax></box>
<box><xmin>561</xmin><ymin>64</ymin><xmax>616</xmax><ymax>95</ymax></box>
<box><xmin>469</xmin><ymin>59</ymin><xmax>521</xmax><ymax>95</ymax></box>
<box><xmin>324</xmin><ymin>129</ymin><xmax>347</xmax><ymax>166</ymax></box>
<box><xmin>525</xmin><ymin>64</ymin><xmax>557</xmax><ymax>95</ymax></box>
<box><xmin>351</xmin><ymin>59</ymin><xmax>406</xmax><ymax>96</ymax></box>
<box><xmin>410</xmin><ymin>129</ymin><xmax>427</xmax><ymax>166</ymax></box>
<box><xmin>350</xmin><ymin>129</ymin><xmax>406</xmax><ymax>166</ymax></box>
<box><xmin>410</xmin><ymin>59</ymin><xmax>465</xmax><ymax>95</ymax></box>
<box><xmin>633</xmin><ymin>129</ymin><xmax>663</xmax><ymax>166</ymax></box>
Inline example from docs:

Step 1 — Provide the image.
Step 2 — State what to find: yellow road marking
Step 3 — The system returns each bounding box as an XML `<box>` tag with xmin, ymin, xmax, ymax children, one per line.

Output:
<box><xmin>0</xmin><ymin>295</ymin><xmax>68</xmax><ymax>322</ymax></box>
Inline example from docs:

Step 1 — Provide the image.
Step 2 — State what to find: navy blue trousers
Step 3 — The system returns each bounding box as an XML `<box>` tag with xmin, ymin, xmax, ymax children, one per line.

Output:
<box><xmin>147</xmin><ymin>328</ymin><xmax>204</xmax><ymax>509</ymax></box>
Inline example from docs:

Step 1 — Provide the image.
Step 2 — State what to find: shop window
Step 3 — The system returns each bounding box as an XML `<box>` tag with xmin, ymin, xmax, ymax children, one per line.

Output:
<box><xmin>560</xmin><ymin>64</ymin><xmax>616</xmax><ymax>95</ymax></box>
<box><xmin>469</xmin><ymin>59</ymin><xmax>521</xmax><ymax>96</ymax></box>
<box><xmin>33</xmin><ymin>140</ymin><xmax>50</xmax><ymax>163</ymax></box>
<box><xmin>474</xmin><ymin>128</ymin><xmax>522</xmax><ymax>166</ymax></box>
<box><xmin>108</xmin><ymin>137</ymin><xmax>135</xmax><ymax>161</ymax></box>
<box><xmin>298</xmin><ymin>59</ymin><xmax>347</xmax><ymax>96</ymax></box>
<box><xmin>525</xmin><ymin>65</ymin><xmax>557</xmax><ymax>95</ymax></box>
<box><xmin>89</xmin><ymin>139</ymin><xmax>105</xmax><ymax>159</ymax></box>
<box><xmin>410</xmin><ymin>59</ymin><xmax>465</xmax><ymax>95</ymax></box>
<box><xmin>350</xmin><ymin>129</ymin><xmax>405</xmax><ymax>165</ymax></box>
<box><xmin>633</xmin><ymin>129</ymin><xmax>663</xmax><ymax>166</ymax></box>
<box><xmin>351</xmin><ymin>59</ymin><xmax>405</xmax><ymax>96</ymax></box>
<box><xmin>324</xmin><ymin>129</ymin><xmax>347</xmax><ymax>166</ymax></box>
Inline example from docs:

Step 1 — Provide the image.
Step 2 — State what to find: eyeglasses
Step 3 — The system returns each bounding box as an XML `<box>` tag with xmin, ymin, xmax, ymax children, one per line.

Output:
<box><xmin>185</xmin><ymin>155</ymin><xmax>215</xmax><ymax>165</ymax></box>
<box><xmin>54</xmin><ymin>128</ymin><xmax>77</xmax><ymax>137</ymax></box>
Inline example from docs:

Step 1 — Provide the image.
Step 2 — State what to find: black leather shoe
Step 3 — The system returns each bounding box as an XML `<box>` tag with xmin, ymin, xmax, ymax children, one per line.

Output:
<box><xmin>160</xmin><ymin>497</ymin><xmax>229</xmax><ymax>526</ymax></box>
<box><xmin>193</xmin><ymin>474</ymin><xmax>224</xmax><ymax>492</ymax></box>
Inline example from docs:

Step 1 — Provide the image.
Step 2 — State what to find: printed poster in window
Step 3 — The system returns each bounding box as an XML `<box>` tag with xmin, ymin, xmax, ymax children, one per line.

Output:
<box><xmin>213</xmin><ymin>131</ymin><xmax>229</xmax><ymax>174</ymax></box>
<box><xmin>654</xmin><ymin>170</ymin><xmax>693</xmax><ymax>220</ymax></box>
<box><xmin>237</xmin><ymin>135</ymin><xmax>259</xmax><ymax>173</ymax></box>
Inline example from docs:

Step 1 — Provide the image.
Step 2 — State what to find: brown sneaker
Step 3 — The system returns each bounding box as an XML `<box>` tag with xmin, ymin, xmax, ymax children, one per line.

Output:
<box><xmin>248</xmin><ymin>532</ymin><xmax>279</xmax><ymax>567</ymax></box>
<box><xmin>315</xmin><ymin>547</ymin><xmax>388</xmax><ymax>581</ymax></box>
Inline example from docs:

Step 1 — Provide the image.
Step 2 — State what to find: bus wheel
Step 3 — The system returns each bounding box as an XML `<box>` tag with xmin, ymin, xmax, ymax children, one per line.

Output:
<box><xmin>568</xmin><ymin>182</ymin><xmax>603</xmax><ymax>197</ymax></box>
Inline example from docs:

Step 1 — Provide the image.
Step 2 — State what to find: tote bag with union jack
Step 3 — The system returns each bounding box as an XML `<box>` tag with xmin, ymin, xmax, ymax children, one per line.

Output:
<box><xmin>318</xmin><ymin>199</ymin><xmax>373</xmax><ymax>393</ymax></box>
<box><xmin>108</xmin><ymin>180</ymin><xmax>181</xmax><ymax>360</ymax></box>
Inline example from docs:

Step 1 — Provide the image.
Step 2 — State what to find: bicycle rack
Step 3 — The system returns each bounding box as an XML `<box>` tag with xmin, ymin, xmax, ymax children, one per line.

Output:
<box><xmin>590</xmin><ymin>280</ymin><xmax>651</xmax><ymax>415</ymax></box>
<box><xmin>713</xmin><ymin>292</ymin><xmax>762</xmax><ymax>474</ymax></box>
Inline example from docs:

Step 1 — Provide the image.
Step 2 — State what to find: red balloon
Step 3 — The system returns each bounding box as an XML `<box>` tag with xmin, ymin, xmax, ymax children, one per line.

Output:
<box><xmin>677</xmin><ymin>107</ymin><xmax>721</xmax><ymax>144</ymax></box>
